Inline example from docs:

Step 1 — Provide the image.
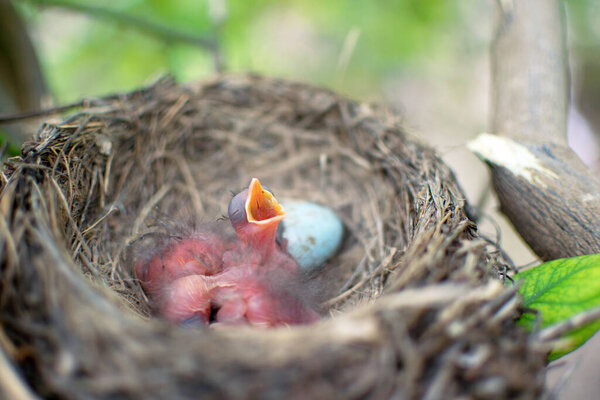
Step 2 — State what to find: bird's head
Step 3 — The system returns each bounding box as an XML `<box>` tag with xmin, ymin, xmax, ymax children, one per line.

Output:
<box><xmin>228</xmin><ymin>178</ymin><xmax>285</xmax><ymax>258</ymax></box>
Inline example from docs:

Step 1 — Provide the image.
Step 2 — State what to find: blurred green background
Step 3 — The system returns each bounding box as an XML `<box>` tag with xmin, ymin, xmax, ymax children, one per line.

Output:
<box><xmin>2</xmin><ymin>0</ymin><xmax>599</xmax><ymax>140</ymax></box>
<box><xmin>11</xmin><ymin>0</ymin><xmax>464</xmax><ymax>103</ymax></box>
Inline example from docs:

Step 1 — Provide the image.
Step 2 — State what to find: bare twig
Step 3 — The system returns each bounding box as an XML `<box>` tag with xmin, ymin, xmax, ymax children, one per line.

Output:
<box><xmin>0</xmin><ymin>76</ymin><xmax>175</xmax><ymax>124</ymax></box>
<box><xmin>0</xmin><ymin>100</ymin><xmax>84</xmax><ymax>123</ymax></box>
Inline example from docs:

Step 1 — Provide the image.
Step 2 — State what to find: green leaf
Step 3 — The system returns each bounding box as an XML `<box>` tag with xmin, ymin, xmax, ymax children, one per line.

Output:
<box><xmin>0</xmin><ymin>131</ymin><xmax>21</xmax><ymax>157</ymax></box>
<box><xmin>516</xmin><ymin>254</ymin><xmax>600</xmax><ymax>360</ymax></box>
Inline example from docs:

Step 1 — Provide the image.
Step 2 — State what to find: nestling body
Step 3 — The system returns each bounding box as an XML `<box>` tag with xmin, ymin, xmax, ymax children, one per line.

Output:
<box><xmin>135</xmin><ymin>178</ymin><xmax>319</xmax><ymax>327</ymax></box>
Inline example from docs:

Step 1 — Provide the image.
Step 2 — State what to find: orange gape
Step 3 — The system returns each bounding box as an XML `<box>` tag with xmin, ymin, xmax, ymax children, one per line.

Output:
<box><xmin>135</xmin><ymin>178</ymin><xmax>319</xmax><ymax>327</ymax></box>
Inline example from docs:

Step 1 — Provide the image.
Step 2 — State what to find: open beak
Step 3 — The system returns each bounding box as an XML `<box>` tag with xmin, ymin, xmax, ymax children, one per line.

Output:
<box><xmin>245</xmin><ymin>178</ymin><xmax>285</xmax><ymax>226</ymax></box>
<box><xmin>228</xmin><ymin>178</ymin><xmax>286</xmax><ymax>258</ymax></box>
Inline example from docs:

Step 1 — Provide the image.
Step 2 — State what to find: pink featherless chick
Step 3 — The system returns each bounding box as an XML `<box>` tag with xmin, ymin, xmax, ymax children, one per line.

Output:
<box><xmin>135</xmin><ymin>178</ymin><xmax>320</xmax><ymax>327</ymax></box>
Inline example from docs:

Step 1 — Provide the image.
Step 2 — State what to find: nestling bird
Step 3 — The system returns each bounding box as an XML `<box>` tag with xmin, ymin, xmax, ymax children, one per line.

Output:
<box><xmin>135</xmin><ymin>178</ymin><xmax>320</xmax><ymax>327</ymax></box>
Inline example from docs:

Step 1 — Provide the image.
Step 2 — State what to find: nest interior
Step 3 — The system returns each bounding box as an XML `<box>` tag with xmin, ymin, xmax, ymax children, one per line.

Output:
<box><xmin>0</xmin><ymin>74</ymin><xmax>545</xmax><ymax>399</ymax></box>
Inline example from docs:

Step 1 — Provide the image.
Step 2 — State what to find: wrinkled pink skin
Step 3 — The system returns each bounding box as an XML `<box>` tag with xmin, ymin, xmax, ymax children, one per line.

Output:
<box><xmin>136</xmin><ymin>239</ymin><xmax>318</xmax><ymax>327</ymax></box>
<box><xmin>135</xmin><ymin>179</ymin><xmax>319</xmax><ymax>327</ymax></box>
<box><xmin>136</xmin><ymin>234</ymin><xmax>226</xmax><ymax>297</ymax></box>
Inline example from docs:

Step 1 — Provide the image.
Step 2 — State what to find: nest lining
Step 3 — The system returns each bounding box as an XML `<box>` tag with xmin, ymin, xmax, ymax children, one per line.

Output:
<box><xmin>0</xmin><ymin>74</ymin><xmax>545</xmax><ymax>399</ymax></box>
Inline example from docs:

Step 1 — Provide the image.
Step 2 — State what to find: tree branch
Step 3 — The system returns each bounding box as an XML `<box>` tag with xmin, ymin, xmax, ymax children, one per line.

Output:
<box><xmin>470</xmin><ymin>0</ymin><xmax>600</xmax><ymax>260</ymax></box>
<box><xmin>23</xmin><ymin>0</ymin><xmax>225</xmax><ymax>72</ymax></box>
<box><xmin>490</xmin><ymin>0</ymin><xmax>569</xmax><ymax>145</ymax></box>
<box><xmin>0</xmin><ymin>0</ymin><xmax>50</xmax><ymax>143</ymax></box>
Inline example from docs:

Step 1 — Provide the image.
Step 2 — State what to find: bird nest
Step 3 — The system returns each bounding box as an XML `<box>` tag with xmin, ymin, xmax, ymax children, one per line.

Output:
<box><xmin>0</xmin><ymin>74</ymin><xmax>545</xmax><ymax>399</ymax></box>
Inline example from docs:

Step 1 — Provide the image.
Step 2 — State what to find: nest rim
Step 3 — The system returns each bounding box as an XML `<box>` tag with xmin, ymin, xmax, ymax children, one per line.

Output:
<box><xmin>0</xmin><ymin>73</ymin><xmax>546</xmax><ymax>400</ymax></box>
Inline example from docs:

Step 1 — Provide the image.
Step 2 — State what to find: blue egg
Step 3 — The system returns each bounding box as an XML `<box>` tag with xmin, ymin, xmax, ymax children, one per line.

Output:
<box><xmin>279</xmin><ymin>201</ymin><xmax>344</xmax><ymax>272</ymax></box>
